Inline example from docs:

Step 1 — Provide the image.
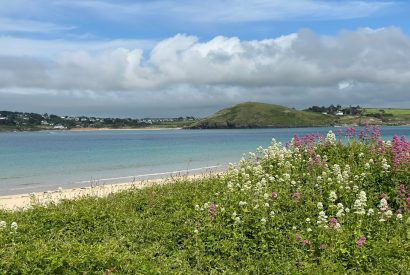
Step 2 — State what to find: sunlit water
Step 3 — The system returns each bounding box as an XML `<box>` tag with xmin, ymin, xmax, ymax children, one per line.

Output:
<box><xmin>0</xmin><ymin>126</ymin><xmax>408</xmax><ymax>195</ymax></box>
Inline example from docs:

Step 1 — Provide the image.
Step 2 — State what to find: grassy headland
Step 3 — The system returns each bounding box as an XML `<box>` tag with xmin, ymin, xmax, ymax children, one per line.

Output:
<box><xmin>189</xmin><ymin>102</ymin><xmax>335</xmax><ymax>129</ymax></box>
<box><xmin>0</xmin><ymin>127</ymin><xmax>409</xmax><ymax>273</ymax></box>
<box><xmin>189</xmin><ymin>102</ymin><xmax>410</xmax><ymax>129</ymax></box>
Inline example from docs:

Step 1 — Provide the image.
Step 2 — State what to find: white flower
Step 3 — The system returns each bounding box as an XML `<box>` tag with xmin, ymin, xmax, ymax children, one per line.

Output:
<box><xmin>326</xmin><ymin>130</ymin><xmax>336</xmax><ymax>144</ymax></box>
<box><xmin>367</xmin><ymin>209</ymin><xmax>374</xmax><ymax>216</ymax></box>
<box><xmin>194</xmin><ymin>229</ymin><xmax>199</xmax><ymax>234</ymax></box>
<box><xmin>0</xmin><ymin>221</ymin><xmax>6</xmax><ymax>229</ymax></box>
<box><xmin>261</xmin><ymin>218</ymin><xmax>267</xmax><ymax>223</ymax></box>
<box><xmin>307</xmin><ymin>228</ymin><xmax>312</xmax><ymax>232</ymax></box>
<box><xmin>292</xmin><ymin>226</ymin><xmax>297</xmax><ymax>230</ymax></box>
<box><xmin>239</xmin><ymin>201</ymin><xmax>247</xmax><ymax>207</ymax></box>
<box><xmin>364</xmin><ymin>163</ymin><xmax>370</xmax><ymax>169</ymax></box>
<box><xmin>11</xmin><ymin>222</ymin><xmax>18</xmax><ymax>230</ymax></box>
<box><xmin>379</xmin><ymin>198</ymin><xmax>388</xmax><ymax>212</ymax></box>
<box><xmin>195</xmin><ymin>205</ymin><xmax>200</xmax><ymax>211</ymax></box>
<box><xmin>397</xmin><ymin>213</ymin><xmax>403</xmax><ymax>220</ymax></box>
<box><xmin>270</xmin><ymin>211</ymin><xmax>275</xmax><ymax>217</ymax></box>
<box><xmin>305</xmin><ymin>218</ymin><xmax>311</xmax><ymax>223</ymax></box>
<box><xmin>264</xmin><ymin>203</ymin><xmax>270</xmax><ymax>207</ymax></box>
<box><xmin>345</xmin><ymin>208</ymin><xmax>350</xmax><ymax>213</ymax></box>
<box><xmin>329</xmin><ymin>191</ymin><xmax>337</xmax><ymax>203</ymax></box>
<box><xmin>263</xmin><ymin>193</ymin><xmax>269</xmax><ymax>200</ymax></box>
<box><xmin>385</xmin><ymin>210</ymin><xmax>393</xmax><ymax>219</ymax></box>
<box><xmin>235</xmin><ymin>217</ymin><xmax>241</xmax><ymax>223</ymax></box>
<box><xmin>317</xmin><ymin>202</ymin><xmax>324</xmax><ymax>210</ymax></box>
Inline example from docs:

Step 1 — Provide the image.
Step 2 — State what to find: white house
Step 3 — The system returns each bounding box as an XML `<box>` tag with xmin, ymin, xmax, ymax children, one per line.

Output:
<box><xmin>335</xmin><ymin>111</ymin><xmax>344</xmax><ymax>116</ymax></box>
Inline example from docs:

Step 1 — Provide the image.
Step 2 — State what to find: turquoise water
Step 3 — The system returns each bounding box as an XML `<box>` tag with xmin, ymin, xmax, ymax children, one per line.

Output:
<box><xmin>0</xmin><ymin>126</ymin><xmax>408</xmax><ymax>195</ymax></box>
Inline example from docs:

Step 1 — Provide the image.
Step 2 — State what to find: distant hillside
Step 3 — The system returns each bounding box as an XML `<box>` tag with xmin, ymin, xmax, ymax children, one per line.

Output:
<box><xmin>189</xmin><ymin>102</ymin><xmax>335</xmax><ymax>129</ymax></box>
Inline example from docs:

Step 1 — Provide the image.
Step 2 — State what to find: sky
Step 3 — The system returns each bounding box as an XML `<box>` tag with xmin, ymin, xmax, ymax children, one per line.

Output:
<box><xmin>0</xmin><ymin>0</ymin><xmax>409</xmax><ymax>117</ymax></box>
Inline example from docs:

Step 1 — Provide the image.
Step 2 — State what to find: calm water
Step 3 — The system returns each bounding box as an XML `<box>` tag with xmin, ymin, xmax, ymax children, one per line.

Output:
<box><xmin>0</xmin><ymin>126</ymin><xmax>408</xmax><ymax>195</ymax></box>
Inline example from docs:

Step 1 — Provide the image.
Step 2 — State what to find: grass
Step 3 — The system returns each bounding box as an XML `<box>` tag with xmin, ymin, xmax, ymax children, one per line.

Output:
<box><xmin>190</xmin><ymin>102</ymin><xmax>335</xmax><ymax>128</ymax></box>
<box><xmin>0</xmin><ymin>127</ymin><xmax>409</xmax><ymax>273</ymax></box>
<box><xmin>364</xmin><ymin>108</ymin><xmax>410</xmax><ymax>115</ymax></box>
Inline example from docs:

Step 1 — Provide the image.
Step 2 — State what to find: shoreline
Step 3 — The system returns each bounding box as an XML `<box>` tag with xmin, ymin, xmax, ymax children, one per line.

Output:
<box><xmin>0</xmin><ymin>171</ymin><xmax>223</xmax><ymax>211</ymax></box>
<box><xmin>68</xmin><ymin>127</ymin><xmax>182</xmax><ymax>132</ymax></box>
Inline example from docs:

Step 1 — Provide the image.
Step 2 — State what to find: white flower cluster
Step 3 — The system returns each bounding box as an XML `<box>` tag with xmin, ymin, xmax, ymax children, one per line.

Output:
<box><xmin>353</xmin><ymin>191</ymin><xmax>367</xmax><ymax>215</ymax></box>
<box><xmin>326</xmin><ymin>130</ymin><xmax>337</xmax><ymax>144</ymax></box>
<box><xmin>379</xmin><ymin>198</ymin><xmax>393</xmax><ymax>222</ymax></box>
<box><xmin>0</xmin><ymin>221</ymin><xmax>18</xmax><ymax>231</ymax></box>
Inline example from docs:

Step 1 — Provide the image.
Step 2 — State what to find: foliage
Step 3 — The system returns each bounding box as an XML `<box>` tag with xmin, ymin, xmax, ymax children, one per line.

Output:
<box><xmin>190</xmin><ymin>102</ymin><xmax>335</xmax><ymax>129</ymax></box>
<box><xmin>0</xmin><ymin>127</ymin><xmax>409</xmax><ymax>273</ymax></box>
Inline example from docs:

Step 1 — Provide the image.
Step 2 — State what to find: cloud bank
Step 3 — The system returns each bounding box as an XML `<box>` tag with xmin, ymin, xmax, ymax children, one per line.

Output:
<box><xmin>1</xmin><ymin>27</ymin><xmax>410</xmax><ymax>116</ymax></box>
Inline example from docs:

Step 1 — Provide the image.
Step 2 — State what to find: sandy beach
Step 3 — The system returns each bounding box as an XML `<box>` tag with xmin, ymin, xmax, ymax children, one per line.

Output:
<box><xmin>0</xmin><ymin>173</ymin><xmax>217</xmax><ymax>211</ymax></box>
<box><xmin>69</xmin><ymin>127</ymin><xmax>182</xmax><ymax>132</ymax></box>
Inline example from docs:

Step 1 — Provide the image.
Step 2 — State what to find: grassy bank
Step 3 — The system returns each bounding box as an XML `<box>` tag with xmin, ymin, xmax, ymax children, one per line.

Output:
<box><xmin>0</xmin><ymin>127</ymin><xmax>409</xmax><ymax>273</ymax></box>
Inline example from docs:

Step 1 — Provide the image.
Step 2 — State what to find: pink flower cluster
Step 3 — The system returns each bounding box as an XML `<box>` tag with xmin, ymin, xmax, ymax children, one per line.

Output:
<box><xmin>292</xmin><ymin>133</ymin><xmax>323</xmax><ymax>149</ymax></box>
<box><xmin>391</xmin><ymin>135</ymin><xmax>410</xmax><ymax>169</ymax></box>
<box><xmin>356</xmin><ymin>236</ymin><xmax>366</xmax><ymax>248</ymax></box>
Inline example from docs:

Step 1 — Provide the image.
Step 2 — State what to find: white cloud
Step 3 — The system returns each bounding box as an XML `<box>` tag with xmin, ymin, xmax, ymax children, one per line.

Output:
<box><xmin>1</xmin><ymin>27</ymin><xmax>410</xmax><ymax>114</ymax></box>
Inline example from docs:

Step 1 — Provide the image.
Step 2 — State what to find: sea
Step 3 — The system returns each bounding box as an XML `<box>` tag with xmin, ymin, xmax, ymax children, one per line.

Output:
<box><xmin>0</xmin><ymin>126</ymin><xmax>408</xmax><ymax>195</ymax></box>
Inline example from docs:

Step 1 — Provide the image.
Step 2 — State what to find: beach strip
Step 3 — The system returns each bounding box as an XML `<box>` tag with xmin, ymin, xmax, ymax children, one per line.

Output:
<box><xmin>0</xmin><ymin>173</ymin><xmax>220</xmax><ymax>211</ymax></box>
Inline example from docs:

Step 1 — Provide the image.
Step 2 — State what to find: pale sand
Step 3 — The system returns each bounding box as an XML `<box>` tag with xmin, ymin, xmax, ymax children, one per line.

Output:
<box><xmin>69</xmin><ymin>127</ymin><xmax>182</xmax><ymax>132</ymax></box>
<box><xmin>0</xmin><ymin>173</ymin><xmax>219</xmax><ymax>211</ymax></box>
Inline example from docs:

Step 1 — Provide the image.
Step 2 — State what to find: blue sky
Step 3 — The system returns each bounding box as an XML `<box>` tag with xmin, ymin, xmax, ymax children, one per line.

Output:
<box><xmin>0</xmin><ymin>0</ymin><xmax>409</xmax><ymax>117</ymax></box>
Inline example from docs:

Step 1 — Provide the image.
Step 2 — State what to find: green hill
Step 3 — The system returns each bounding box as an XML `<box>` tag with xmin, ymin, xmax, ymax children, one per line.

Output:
<box><xmin>190</xmin><ymin>102</ymin><xmax>335</xmax><ymax>128</ymax></box>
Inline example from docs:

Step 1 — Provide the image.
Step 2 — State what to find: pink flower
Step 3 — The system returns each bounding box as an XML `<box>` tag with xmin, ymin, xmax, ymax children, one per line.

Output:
<box><xmin>356</xmin><ymin>236</ymin><xmax>366</xmax><ymax>248</ymax></box>
<box><xmin>271</xmin><ymin>192</ymin><xmax>278</xmax><ymax>200</ymax></box>
<box><xmin>303</xmin><ymin>239</ymin><xmax>310</xmax><ymax>246</ymax></box>
<box><xmin>295</xmin><ymin>234</ymin><xmax>301</xmax><ymax>241</ymax></box>
<box><xmin>208</xmin><ymin>203</ymin><xmax>217</xmax><ymax>221</ymax></box>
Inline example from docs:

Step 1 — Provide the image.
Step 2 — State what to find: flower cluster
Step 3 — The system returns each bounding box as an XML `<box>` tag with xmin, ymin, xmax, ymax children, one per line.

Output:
<box><xmin>193</xmin><ymin>128</ymin><xmax>409</xmax><ymax>257</ymax></box>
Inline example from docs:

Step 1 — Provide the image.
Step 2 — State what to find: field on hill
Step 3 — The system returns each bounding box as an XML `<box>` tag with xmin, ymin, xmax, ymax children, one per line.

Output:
<box><xmin>364</xmin><ymin>108</ymin><xmax>410</xmax><ymax>115</ymax></box>
<box><xmin>1</xmin><ymin>126</ymin><xmax>409</xmax><ymax>273</ymax></box>
<box><xmin>191</xmin><ymin>102</ymin><xmax>335</xmax><ymax>128</ymax></box>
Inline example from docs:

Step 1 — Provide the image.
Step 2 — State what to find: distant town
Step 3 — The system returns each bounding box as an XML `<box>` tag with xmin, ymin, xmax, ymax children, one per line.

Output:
<box><xmin>0</xmin><ymin>110</ymin><xmax>198</xmax><ymax>131</ymax></box>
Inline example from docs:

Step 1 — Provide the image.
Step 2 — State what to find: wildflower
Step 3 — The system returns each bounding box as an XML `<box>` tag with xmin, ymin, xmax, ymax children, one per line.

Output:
<box><xmin>194</xmin><ymin>229</ymin><xmax>199</xmax><ymax>234</ymax></box>
<box><xmin>292</xmin><ymin>226</ymin><xmax>297</xmax><ymax>230</ymax></box>
<box><xmin>303</xmin><ymin>239</ymin><xmax>310</xmax><ymax>246</ymax></box>
<box><xmin>305</xmin><ymin>218</ymin><xmax>311</xmax><ymax>223</ymax></box>
<box><xmin>385</xmin><ymin>210</ymin><xmax>393</xmax><ymax>219</ymax></box>
<box><xmin>397</xmin><ymin>213</ymin><xmax>403</xmax><ymax>220</ymax></box>
<box><xmin>235</xmin><ymin>217</ymin><xmax>241</xmax><ymax>223</ymax></box>
<box><xmin>329</xmin><ymin>217</ymin><xmax>341</xmax><ymax>230</ymax></box>
<box><xmin>379</xmin><ymin>198</ymin><xmax>389</xmax><ymax>212</ymax></box>
<box><xmin>329</xmin><ymin>191</ymin><xmax>337</xmax><ymax>203</ymax></box>
<box><xmin>238</xmin><ymin>201</ymin><xmax>247</xmax><ymax>207</ymax></box>
<box><xmin>317</xmin><ymin>211</ymin><xmax>328</xmax><ymax>225</ymax></box>
<box><xmin>367</xmin><ymin>209</ymin><xmax>374</xmax><ymax>216</ymax></box>
<box><xmin>261</xmin><ymin>218</ymin><xmax>267</xmax><ymax>224</ymax></box>
<box><xmin>317</xmin><ymin>202</ymin><xmax>324</xmax><ymax>210</ymax></box>
<box><xmin>320</xmin><ymin>243</ymin><xmax>328</xmax><ymax>250</ymax></box>
<box><xmin>264</xmin><ymin>203</ymin><xmax>270</xmax><ymax>207</ymax></box>
<box><xmin>270</xmin><ymin>211</ymin><xmax>275</xmax><ymax>217</ymax></box>
<box><xmin>345</xmin><ymin>208</ymin><xmax>350</xmax><ymax>213</ymax></box>
<box><xmin>264</xmin><ymin>193</ymin><xmax>270</xmax><ymax>200</ymax></box>
<box><xmin>295</xmin><ymin>234</ymin><xmax>301</xmax><ymax>241</ymax></box>
<box><xmin>326</xmin><ymin>130</ymin><xmax>336</xmax><ymax>144</ymax></box>
<box><xmin>307</xmin><ymin>228</ymin><xmax>312</xmax><ymax>232</ymax></box>
<box><xmin>0</xmin><ymin>221</ymin><xmax>6</xmax><ymax>229</ymax></box>
<box><xmin>195</xmin><ymin>204</ymin><xmax>200</xmax><ymax>211</ymax></box>
<box><xmin>11</xmin><ymin>222</ymin><xmax>18</xmax><ymax>230</ymax></box>
<box><xmin>208</xmin><ymin>203</ymin><xmax>217</xmax><ymax>221</ymax></box>
<box><xmin>271</xmin><ymin>192</ymin><xmax>278</xmax><ymax>200</ymax></box>
<box><xmin>356</xmin><ymin>236</ymin><xmax>366</xmax><ymax>248</ymax></box>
